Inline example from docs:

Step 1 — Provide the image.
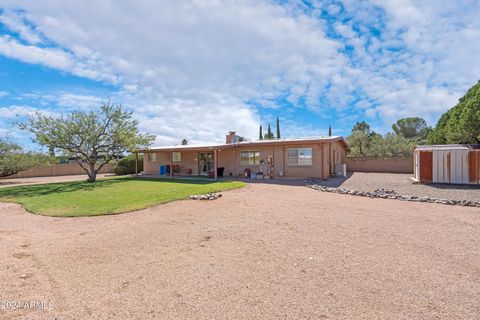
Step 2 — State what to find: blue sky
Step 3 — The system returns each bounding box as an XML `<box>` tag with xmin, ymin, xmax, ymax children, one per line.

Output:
<box><xmin>0</xmin><ymin>1</ymin><xmax>479</xmax><ymax>149</ymax></box>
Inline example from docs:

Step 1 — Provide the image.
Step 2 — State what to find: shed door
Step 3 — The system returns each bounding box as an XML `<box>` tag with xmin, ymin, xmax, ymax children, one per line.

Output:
<box><xmin>414</xmin><ymin>151</ymin><xmax>420</xmax><ymax>181</ymax></box>
<box><xmin>468</xmin><ymin>150</ymin><xmax>480</xmax><ymax>184</ymax></box>
<box><xmin>419</xmin><ymin>151</ymin><xmax>433</xmax><ymax>183</ymax></box>
<box><xmin>433</xmin><ymin>151</ymin><xmax>449</xmax><ymax>183</ymax></box>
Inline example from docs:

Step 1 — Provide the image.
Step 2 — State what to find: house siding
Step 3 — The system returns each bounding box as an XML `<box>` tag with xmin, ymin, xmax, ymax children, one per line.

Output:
<box><xmin>143</xmin><ymin>140</ymin><xmax>347</xmax><ymax>179</ymax></box>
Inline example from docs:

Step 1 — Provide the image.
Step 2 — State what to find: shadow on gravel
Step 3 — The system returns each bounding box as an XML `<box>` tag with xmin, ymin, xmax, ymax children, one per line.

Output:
<box><xmin>421</xmin><ymin>182</ymin><xmax>480</xmax><ymax>190</ymax></box>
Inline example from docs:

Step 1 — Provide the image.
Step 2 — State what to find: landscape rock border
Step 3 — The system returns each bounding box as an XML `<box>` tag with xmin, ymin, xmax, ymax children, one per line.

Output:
<box><xmin>306</xmin><ymin>184</ymin><xmax>480</xmax><ymax>208</ymax></box>
<box><xmin>188</xmin><ymin>193</ymin><xmax>222</xmax><ymax>200</ymax></box>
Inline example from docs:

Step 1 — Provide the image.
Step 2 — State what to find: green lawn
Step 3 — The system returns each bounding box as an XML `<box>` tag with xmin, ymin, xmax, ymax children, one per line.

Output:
<box><xmin>0</xmin><ymin>177</ymin><xmax>245</xmax><ymax>217</ymax></box>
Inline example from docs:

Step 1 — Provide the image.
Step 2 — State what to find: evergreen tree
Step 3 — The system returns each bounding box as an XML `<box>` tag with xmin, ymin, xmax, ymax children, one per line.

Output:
<box><xmin>429</xmin><ymin>80</ymin><xmax>480</xmax><ymax>144</ymax></box>
<box><xmin>392</xmin><ymin>117</ymin><xmax>431</xmax><ymax>140</ymax></box>
<box><xmin>276</xmin><ymin>117</ymin><xmax>281</xmax><ymax>139</ymax></box>
<box><xmin>328</xmin><ymin>125</ymin><xmax>332</xmax><ymax>136</ymax></box>
<box><xmin>259</xmin><ymin>125</ymin><xmax>263</xmax><ymax>140</ymax></box>
<box><xmin>264</xmin><ymin>123</ymin><xmax>275</xmax><ymax>139</ymax></box>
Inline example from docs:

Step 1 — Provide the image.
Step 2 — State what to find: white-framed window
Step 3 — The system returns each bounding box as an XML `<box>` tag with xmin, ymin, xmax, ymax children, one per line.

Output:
<box><xmin>240</xmin><ymin>150</ymin><xmax>260</xmax><ymax>166</ymax></box>
<box><xmin>287</xmin><ymin>148</ymin><xmax>312</xmax><ymax>165</ymax></box>
<box><xmin>172</xmin><ymin>152</ymin><xmax>181</xmax><ymax>162</ymax></box>
<box><xmin>148</xmin><ymin>153</ymin><xmax>157</xmax><ymax>162</ymax></box>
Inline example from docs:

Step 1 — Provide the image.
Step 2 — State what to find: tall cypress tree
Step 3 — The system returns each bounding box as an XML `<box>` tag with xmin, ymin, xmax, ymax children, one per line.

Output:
<box><xmin>265</xmin><ymin>124</ymin><xmax>274</xmax><ymax>139</ymax></box>
<box><xmin>328</xmin><ymin>125</ymin><xmax>332</xmax><ymax>136</ymax></box>
<box><xmin>259</xmin><ymin>125</ymin><xmax>263</xmax><ymax>140</ymax></box>
<box><xmin>276</xmin><ymin>117</ymin><xmax>280</xmax><ymax>139</ymax></box>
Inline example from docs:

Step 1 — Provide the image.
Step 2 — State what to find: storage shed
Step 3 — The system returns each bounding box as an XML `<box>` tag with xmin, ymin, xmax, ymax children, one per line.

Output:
<box><xmin>413</xmin><ymin>145</ymin><xmax>480</xmax><ymax>184</ymax></box>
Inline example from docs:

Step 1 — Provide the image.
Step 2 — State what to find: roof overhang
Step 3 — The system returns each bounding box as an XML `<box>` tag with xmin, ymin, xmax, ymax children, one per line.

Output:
<box><xmin>140</xmin><ymin>136</ymin><xmax>349</xmax><ymax>153</ymax></box>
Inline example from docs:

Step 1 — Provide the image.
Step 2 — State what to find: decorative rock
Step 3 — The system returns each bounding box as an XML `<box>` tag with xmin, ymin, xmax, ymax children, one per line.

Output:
<box><xmin>189</xmin><ymin>193</ymin><xmax>222</xmax><ymax>200</ymax></box>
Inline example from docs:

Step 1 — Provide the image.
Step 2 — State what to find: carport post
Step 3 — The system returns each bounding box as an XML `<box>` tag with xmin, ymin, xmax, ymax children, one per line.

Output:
<box><xmin>170</xmin><ymin>151</ymin><xmax>173</xmax><ymax>178</ymax></box>
<box><xmin>135</xmin><ymin>152</ymin><xmax>139</xmax><ymax>176</ymax></box>
<box><xmin>214</xmin><ymin>149</ymin><xmax>218</xmax><ymax>180</ymax></box>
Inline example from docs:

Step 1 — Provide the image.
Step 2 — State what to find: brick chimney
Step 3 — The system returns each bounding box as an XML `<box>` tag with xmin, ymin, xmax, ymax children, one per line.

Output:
<box><xmin>226</xmin><ymin>131</ymin><xmax>237</xmax><ymax>144</ymax></box>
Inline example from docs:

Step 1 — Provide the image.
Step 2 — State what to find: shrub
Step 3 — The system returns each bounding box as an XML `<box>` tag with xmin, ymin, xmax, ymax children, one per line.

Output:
<box><xmin>114</xmin><ymin>155</ymin><xmax>143</xmax><ymax>175</ymax></box>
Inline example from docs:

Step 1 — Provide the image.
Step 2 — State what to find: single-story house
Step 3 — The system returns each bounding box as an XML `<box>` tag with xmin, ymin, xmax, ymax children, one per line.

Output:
<box><xmin>414</xmin><ymin>144</ymin><xmax>480</xmax><ymax>184</ymax></box>
<box><xmin>141</xmin><ymin>132</ymin><xmax>348</xmax><ymax>179</ymax></box>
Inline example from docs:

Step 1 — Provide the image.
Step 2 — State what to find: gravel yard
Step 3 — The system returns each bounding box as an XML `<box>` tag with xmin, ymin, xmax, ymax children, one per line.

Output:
<box><xmin>317</xmin><ymin>172</ymin><xmax>480</xmax><ymax>202</ymax></box>
<box><xmin>1</xmin><ymin>182</ymin><xmax>479</xmax><ymax>319</ymax></box>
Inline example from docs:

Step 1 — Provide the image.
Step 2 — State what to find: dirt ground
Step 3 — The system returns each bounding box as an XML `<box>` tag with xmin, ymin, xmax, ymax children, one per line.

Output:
<box><xmin>1</xmin><ymin>183</ymin><xmax>479</xmax><ymax>319</ymax></box>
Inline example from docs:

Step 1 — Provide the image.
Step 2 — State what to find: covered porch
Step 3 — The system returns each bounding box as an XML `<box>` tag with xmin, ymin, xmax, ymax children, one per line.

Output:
<box><xmin>142</xmin><ymin>146</ymin><xmax>231</xmax><ymax>180</ymax></box>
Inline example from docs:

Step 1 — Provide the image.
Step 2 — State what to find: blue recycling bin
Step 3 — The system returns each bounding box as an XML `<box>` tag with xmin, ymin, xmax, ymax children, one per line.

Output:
<box><xmin>160</xmin><ymin>165</ymin><xmax>166</xmax><ymax>175</ymax></box>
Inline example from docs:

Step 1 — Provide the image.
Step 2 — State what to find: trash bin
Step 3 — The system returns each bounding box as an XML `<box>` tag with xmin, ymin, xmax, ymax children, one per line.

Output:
<box><xmin>160</xmin><ymin>165</ymin><xmax>166</xmax><ymax>175</ymax></box>
<box><xmin>244</xmin><ymin>168</ymin><xmax>251</xmax><ymax>178</ymax></box>
<box><xmin>217</xmin><ymin>167</ymin><xmax>225</xmax><ymax>177</ymax></box>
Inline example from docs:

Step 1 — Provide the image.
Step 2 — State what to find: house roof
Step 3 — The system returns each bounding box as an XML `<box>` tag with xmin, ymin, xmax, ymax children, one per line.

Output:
<box><xmin>141</xmin><ymin>136</ymin><xmax>348</xmax><ymax>152</ymax></box>
<box><xmin>415</xmin><ymin>144</ymin><xmax>480</xmax><ymax>151</ymax></box>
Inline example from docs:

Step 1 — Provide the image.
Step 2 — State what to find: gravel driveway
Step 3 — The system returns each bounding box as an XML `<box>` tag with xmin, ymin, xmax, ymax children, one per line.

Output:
<box><xmin>317</xmin><ymin>172</ymin><xmax>480</xmax><ymax>202</ymax></box>
<box><xmin>1</xmin><ymin>183</ymin><xmax>479</xmax><ymax>319</ymax></box>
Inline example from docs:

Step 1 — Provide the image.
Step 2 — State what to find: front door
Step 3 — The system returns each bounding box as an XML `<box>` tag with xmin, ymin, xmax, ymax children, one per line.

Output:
<box><xmin>198</xmin><ymin>152</ymin><xmax>214</xmax><ymax>175</ymax></box>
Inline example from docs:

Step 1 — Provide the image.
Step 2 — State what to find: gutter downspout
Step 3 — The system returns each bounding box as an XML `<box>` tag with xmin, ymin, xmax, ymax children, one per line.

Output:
<box><xmin>328</xmin><ymin>142</ymin><xmax>332</xmax><ymax>176</ymax></box>
<box><xmin>234</xmin><ymin>145</ymin><xmax>237</xmax><ymax>177</ymax></box>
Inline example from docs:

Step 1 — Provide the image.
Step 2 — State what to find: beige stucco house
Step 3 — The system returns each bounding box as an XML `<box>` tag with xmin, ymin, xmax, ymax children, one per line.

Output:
<box><xmin>142</xmin><ymin>132</ymin><xmax>348</xmax><ymax>179</ymax></box>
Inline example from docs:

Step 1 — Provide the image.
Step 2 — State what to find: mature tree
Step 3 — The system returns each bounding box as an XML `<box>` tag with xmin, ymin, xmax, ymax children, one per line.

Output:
<box><xmin>276</xmin><ymin>117</ymin><xmax>281</xmax><ymax>139</ymax></box>
<box><xmin>348</xmin><ymin>119</ymin><xmax>425</xmax><ymax>158</ymax></box>
<box><xmin>264</xmin><ymin>123</ymin><xmax>275</xmax><ymax>139</ymax></box>
<box><xmin>392</xmin><ymin>117</ymin><xmax>431</xmax><ymax>140</ymax></box>
<box><xmin>0</xmin><ymin>138</ymin><xmax>48</xmax><ymax>177</ymax></box>
<box><xmin>259</xmin><ymin>125</ymin><xmax>263</xmax><ymax>140</ymax></box>
<box><xmin>347</xmin><ymin>121</ymin><xmax>375</xmax><ymax>157</ymax></box>
<box><xmin>368</xmin><ymin>133</ymin><xmax>416</xmax><ymax>157</ymax></box>
<box><xmin>181</xmin><ymin>138</ymin><xmax>188</xmax><ymax>145</ymax></box>
<box><xmin>19</xmin><ymin>102</ymin><xmax>155</xmax><ymax>182</ymax></box>
<box><xmin>429</xmin><ymin>80</ymin><xmax>480</xmax><ymax>144</ymax></box>
<box><xmin>328</xmin><ymin>125</ymin><xmax>332</xmax><ymax>137</ymax></box>
<box><xmin>352</xmin><ymin>121</ymin><xmax>370</xmax><ymax>133</ymax></box>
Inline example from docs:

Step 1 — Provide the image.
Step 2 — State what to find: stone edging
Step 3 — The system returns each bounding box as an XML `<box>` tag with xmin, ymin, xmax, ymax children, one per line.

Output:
<box><xmin>306</xmin><ymin>185</ymin><xmax>480</xmax><ymax>208</ymax></box>
<box><xmin>188</xmin><ymin>193</ymin><xmax>222</xmax><ymax>200</ymax></box>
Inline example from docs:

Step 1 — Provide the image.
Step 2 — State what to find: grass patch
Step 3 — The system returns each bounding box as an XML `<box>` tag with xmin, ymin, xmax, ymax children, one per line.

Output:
<box><xmin>0</xmin><ymin>177</ymin><xmax>245</xmax><ymax>217</ymax></box>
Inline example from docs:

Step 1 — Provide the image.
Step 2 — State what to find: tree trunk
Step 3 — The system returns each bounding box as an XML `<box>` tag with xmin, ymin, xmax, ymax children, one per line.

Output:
<box><xmin>87</xmin><ymin>163</ymin><xmax>97</xmax><ymax>182</ymax></box>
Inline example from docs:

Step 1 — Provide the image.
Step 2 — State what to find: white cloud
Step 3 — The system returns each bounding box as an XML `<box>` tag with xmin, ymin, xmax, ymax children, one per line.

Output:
<box><xmin>0</xmin><ymin>0</ymin><xmax>345</xmax><ymax>143</ymax></box>
<box><xmin>326</xmin><ymin>0</ymin><xmax>480</xmax><ymax>128</ymax></box>
<box><xmin>0</xmin><ymin>0</ymin><xmax>479</xmax><ymax>142</ymax></box>
<box><xmin>135</xmin><ymin>97</ymin><xmax>259</xmax><ymax>145</ymax></box>
<box><xmin>56</xmin><ymin>94</ymin><xmax>103</xmax><ymax>110</ymax></box>
<box><xmin>0</xmin><ymin>91</ymin><xmax>8</xmax><ymax>98</ymax></box>
<box><xmin>0</xmin><ymin>9</ymin><xmax>42</xmax><ymax>44</ymax></box>
<box><xmin>0</xmin><ymin>35</ymin><xmax>73</xmax><ymax>71</ymax></box>
<box><xmin>0</xmin><ymin>104</ymin><xmax>39</xmax><ymax>118</ymax></box>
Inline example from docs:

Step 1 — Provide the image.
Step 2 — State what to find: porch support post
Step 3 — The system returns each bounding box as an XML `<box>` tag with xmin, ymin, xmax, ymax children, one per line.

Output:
<box><xmin>170</xmin><ymin>151</ymin><xmax>173</xmax><ymax>178</ymax></box>
<box><xmin>214</xmin><ymin>149</ymin><xmax>218</xmax><ymax>180</ymax></box>
<box><xmin>135</xmin><ymin>152</ymin><xmax>139</xmax><ymax>176</ymax></box>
